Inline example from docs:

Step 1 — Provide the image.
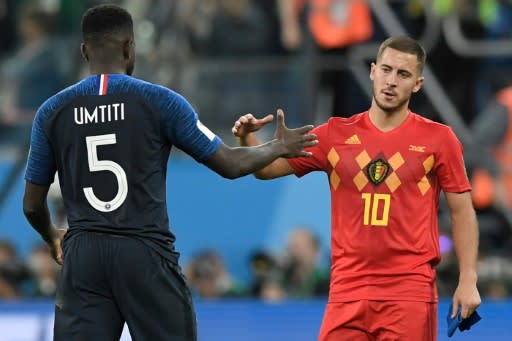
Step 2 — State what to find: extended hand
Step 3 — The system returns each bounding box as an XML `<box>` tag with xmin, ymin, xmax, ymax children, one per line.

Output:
<box><xmin>273</xmin><ymin>109</ymin><xmax>317</xmax><ymax>158</ymax></box>
<box><xmin>232</xmin><ymin>113</ymin><xmax>274</xmax><ymax>138</ymax></box>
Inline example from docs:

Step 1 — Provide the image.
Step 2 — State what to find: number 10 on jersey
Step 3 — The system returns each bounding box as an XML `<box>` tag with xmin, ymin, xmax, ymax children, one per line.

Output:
<box><xmin>361</xmin><ymin>193</ymin><xmax>391</xmax><ymax>226</ymax></box>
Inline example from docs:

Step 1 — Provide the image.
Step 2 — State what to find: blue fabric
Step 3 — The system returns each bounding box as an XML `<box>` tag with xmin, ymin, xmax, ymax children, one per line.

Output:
<box><xmin>24</xmin><ymin>78</ymin><xmax>96</xmax><ymax>185</ymax></box>
<box><xmin>104</xmin><ymin>75</ymin><xmax>222</xmax><ymax>162</ymax></box>
<box><xmin>446</xmin><ymin>303</ymin><xmax>482</xmax><ymax>337</ymax></box>
<box><xmin>25</xmin><ymin>74</ymin><xmax>222</xmax><ymax>185</ymax></box>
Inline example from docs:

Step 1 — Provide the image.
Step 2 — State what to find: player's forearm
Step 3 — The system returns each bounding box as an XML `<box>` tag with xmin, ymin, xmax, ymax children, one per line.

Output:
<box><xmin>227</xmin><ymin>139</ymin><xmax>288</xmax><ymax>178</ymax></box>
<box><xmin>23</xmin><ymin>200</ymin><xmax>57</xmax><ymax>244</ymax></box>
<box><xmin>238</xmin><ymin>133</ymin><xmax>286</xmax><ymax>179</ymax></box>
<box><xmin>451</xmin><ymin>210</ymin><xmax>479</xmax><ymax>282</ymax></box>
<box><xmin>238</xmin><ymin>132</ymin><xmax>261</xmax><ymax>147</ymax></box>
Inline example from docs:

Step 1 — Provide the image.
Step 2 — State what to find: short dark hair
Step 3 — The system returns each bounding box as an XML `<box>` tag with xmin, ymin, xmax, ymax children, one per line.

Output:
<box><xmin>81</xmin><ymin>4</ymin><xmax>133</xmax><ymax>44</ymax></box>
<box><xmin>377</xmin><ymin>36</ymin><xmax>426</xmax><ymax>74</ymax></box>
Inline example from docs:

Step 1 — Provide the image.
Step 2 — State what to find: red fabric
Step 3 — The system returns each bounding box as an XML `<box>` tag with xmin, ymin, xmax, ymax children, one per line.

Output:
<box><xmin>318</xmin><ymin>300</ymin><xmax>437</xmax><ymax>341</ymax></box>
<box><xmin>288</xmin><ymin>111</ymin><xmax>470</xmax><ymax>303</ymax></box>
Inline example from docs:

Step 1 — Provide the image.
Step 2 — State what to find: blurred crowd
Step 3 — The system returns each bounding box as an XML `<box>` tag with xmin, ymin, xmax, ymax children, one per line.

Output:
<box><xmin>184</xmin><ymin>227</ymin><xmax>330</xmax><ymax>301</ymax></box>
<box><xmin>1</xmin><ymin>0</ymin><xmax>512</xmax><ymax>300</ymax></box>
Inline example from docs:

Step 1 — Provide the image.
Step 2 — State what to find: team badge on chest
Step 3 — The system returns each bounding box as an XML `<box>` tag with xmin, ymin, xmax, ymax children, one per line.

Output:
<box><xmin>367</xmin><ymin>159</ymin><xmax>390</xmax><ymax>185</ymax></box>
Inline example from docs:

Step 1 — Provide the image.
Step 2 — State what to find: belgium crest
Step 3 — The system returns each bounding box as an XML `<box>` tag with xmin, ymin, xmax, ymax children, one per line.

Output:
<box><xmin>367</xmin><ymin>159</ymin><xmax>390</xmax><ymax>185</ymax></box>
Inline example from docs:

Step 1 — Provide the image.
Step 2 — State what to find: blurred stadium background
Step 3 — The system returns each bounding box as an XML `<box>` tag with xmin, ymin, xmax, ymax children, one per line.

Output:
<box><xmin>0</xmin><ymin>0</ymin><xmax>512</xmax><ymax>340</ymax></box>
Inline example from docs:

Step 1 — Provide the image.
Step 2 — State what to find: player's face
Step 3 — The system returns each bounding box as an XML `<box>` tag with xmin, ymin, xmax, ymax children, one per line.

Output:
<box><xmin>370</xmin><ymin>47</ymin><xmax>424</xmax><ymax>114</ymax></box>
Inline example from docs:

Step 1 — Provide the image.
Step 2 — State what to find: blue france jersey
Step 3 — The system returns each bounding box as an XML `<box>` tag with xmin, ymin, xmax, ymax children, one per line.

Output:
<box><xmin>25</xmin><ymin>74</ymin><xmax>222</xmax><ymax>262</ymax></box>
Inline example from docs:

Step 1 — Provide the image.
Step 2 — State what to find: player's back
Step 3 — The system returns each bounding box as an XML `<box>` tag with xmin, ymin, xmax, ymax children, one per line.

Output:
<box><xmin>39</xmin><ymin>74</ymin><xmax>182</xmax><ymax>261</ymax></box>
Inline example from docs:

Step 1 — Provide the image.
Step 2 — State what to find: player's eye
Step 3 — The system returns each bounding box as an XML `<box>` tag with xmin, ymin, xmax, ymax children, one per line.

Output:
<box><xmin>399</xmin><ymin>71</ymin><xmax>411</xmax><ymax>79</ymax></box>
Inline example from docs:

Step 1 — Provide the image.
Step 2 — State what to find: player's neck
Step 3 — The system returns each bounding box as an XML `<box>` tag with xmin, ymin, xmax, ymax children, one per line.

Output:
<box><xmin>88</xmin><ymin>62</ymin><xmax>127</xmax><ymax>76</ymax></box>
<box><xmin>368</xmin><ymin>103</ymin><xmax>410</xmax><ymax>132</ymax></box>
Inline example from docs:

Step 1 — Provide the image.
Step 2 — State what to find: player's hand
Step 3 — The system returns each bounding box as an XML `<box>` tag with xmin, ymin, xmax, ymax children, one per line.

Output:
<box><xmin>231</xmin><ymin>113</ymin><xmax>274</xmax><ymax>138</ymax></box>
<box><xmin>47</xmin><ymin>227</ymin><xmax>67</xmax><ymax>265</ymax></box>
<box><xmin>451</xmin><ymin>278</ymin><xmax>481</xmax><ymax>319</ymax></box>
<box><xmin>273</xmin><ymin>108</ymin><xmax>318</xmax><ymax>158</ymax></box>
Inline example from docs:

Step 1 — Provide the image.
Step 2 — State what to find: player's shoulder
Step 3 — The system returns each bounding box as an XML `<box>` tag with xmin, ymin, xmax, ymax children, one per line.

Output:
<box><xmin>36</xmin><ymin>77</ymin><xmax>96</xmax><ymax>119</ymax></box>
<box><xmin>324</xmin><ymin>111</ymin><xmax>366</xmax><ymax>128</ymax></box>
<box><xmin>111</xmin><ymin>75</ymin><xmax>185</xmax><ymax>107</ymax></box>
<box><xmin>410</xmin><ymin>111</ymin><xmax>456</xmax><ymax>137</ymax></box>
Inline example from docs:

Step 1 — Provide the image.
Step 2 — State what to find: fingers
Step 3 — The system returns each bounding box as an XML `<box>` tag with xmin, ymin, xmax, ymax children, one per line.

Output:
<box><xmin>295</xmin><ymin>124</ymin><xmax>315</xmax><ymax>134</ymax></box>
<box><xmin>304</xmin><ymin>133</ymin><xmax>317</xmax><ymax>141</ymax></box>
<box><xmin>303</xmin><ymin>140</ymin><xmax>318</xmax><ymax>148</ymax></box>
<box><xmin>232</xmin><ymin>113</ymin><xmax>253</xmax><ymax>135</ymax></box>
<box><xmin>300</xmin><ymin>151</ymin><xmax>313</xmax><ymax>157</ymax></box>
<box><xmin>451</xmin><ymin>301</ymin><xmax>459</xmax><ymax>319</ymax></box>
<box><xmin>260</xmin><ymin>114</ymin><xmax>274</xmax><ymax>124</ymax></box>
<box><xmin>53</xmin><ymin>246</ymin><xmax>63</xmax><ymax>265</ymax></box>
<box><xmin>231</xmin><ymin>122</ymin><xmax>241</xmax><ymax>135</ymax></box>
<box><xmin>276</xmin><ymin>109</ymin><xmax>285</xmax><ymax>127</ymax></box>
<box><xmin>56</xmin><ymin>251</ymin><xmax>63</xmax><ymax>265</ymax></box>
<box><xmin>232</xmin><ymin>113</ymin><xmax>274</xmax><ymax>136</ymax></box>
<box><xmin>460</xmin><ymin>303</ymin><xmax>479</xmax><ymax>319</ymax></box>
<box><xmin>460</xmin><ymin>305</ymin><xmax>470</xmax><ymax>319</ymax></box>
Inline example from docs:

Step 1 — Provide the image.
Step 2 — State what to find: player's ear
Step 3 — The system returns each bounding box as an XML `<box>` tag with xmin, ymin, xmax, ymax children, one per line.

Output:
<box><xmin>123</xmin><ymin>38</ymin><xmax>134</xmax><ymax>60</ymax></box>
<box><xmin>412</xmin><ymin>76</ymin><xmax>424</xmax><ymax>93</ymax></box>
<box><xmin>369</xmin><ymin>62</ymin><xmax>376</xmax><ymax>81</ymax></box>
<box><xmin>80</xmin><ymin>43</ymin><xmax>89</xmax><ymax>62</ymax></box>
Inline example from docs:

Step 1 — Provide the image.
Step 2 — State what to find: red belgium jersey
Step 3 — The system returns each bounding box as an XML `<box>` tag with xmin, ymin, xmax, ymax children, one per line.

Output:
<box><xmin>288</xmin><ymin>111</ymin><xmax>471</xmax><ymax>303</ymax></box>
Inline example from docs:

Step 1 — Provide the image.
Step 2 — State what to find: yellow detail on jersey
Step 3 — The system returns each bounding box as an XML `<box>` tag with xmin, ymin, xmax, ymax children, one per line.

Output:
<box><xmin>362</xmin><ymin>192</ymin><xmax>391</xmax><ymax>226</ymax></box>
<box><xmin>423</xmin><ymin>155</ymin><xmax>435</xmax><ymax>173</ymax></box>
<box><xmin>417</xmin><ymin>155</ymin><xmax>435</xmax><ymax>195</ymax></box>
<box><xmin>356</xmin><ymin>150</ymin><xmax>371</xmax><ymax>169</ymax></box>
<box><xmin>388</xmin><ymin>152</ymin><xmax>405</xmax><ymax>170</ymax></box>
<box><xmin>344</xmin><ymin>134</ymin><xmax>361</xmax><ymax>144</ymax></box>
<box><xmin>353</xmin><ymin>170</ymin><xmax>369</xmax><ymax>191</ymax></box>
<box><xmin>409</xmin><ymin>145</ymin><xmax>426</xmax><ymax>152</ymax></box>
<box><xmin>385</xmin><ymin>172</ymin><xmax>401</xmax><ymax>193</ymax></box>
<box><xmin>418</xmin><ymin>176</ymin><xmax>431</xmax><ymax>195</ymax></box>
<box><xmin>328</xmin><ymin>147</ymin><xmax>340</xmax><ymax>168</ymax></box>
<box><xmin>330</xmin><ymin>171</ymin><xmax>341</xmax><ymax>190</ymax></box>
<box><xmin>374</xmin><ymin>162</ymin><xmax>386</xmax><ymax>180</ymax></box>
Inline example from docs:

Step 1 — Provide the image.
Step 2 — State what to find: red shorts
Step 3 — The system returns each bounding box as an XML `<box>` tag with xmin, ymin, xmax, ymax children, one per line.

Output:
<box><xmin>318</xmin><ymin>300</ymin><xmax>437</xmax><ymax>341</ymax></box>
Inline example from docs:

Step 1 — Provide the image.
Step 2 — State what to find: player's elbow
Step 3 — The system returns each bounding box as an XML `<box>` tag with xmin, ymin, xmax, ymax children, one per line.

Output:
<box><xmin>218</xmin><ymin>164</ymin><xmax>253</xmax><ymax>179</ymax></box>
<box><xmin>23</xmin><ymin>202</ymin><xmax>39</xmax><ymax>220</ymax></box>
<box><xmin>219</xmin><ymin>169</ymin><xmax>243</xmax><ymax>180</ymax></box>
<box><xmin>22</xmin><ymin>196</ymin><xmax>43</xmax><ymax>220</ymax></box>
<box><xmin>218</xmin><ymin>163</ymin><xmax>269</xmax><ymax>180</ymax></box>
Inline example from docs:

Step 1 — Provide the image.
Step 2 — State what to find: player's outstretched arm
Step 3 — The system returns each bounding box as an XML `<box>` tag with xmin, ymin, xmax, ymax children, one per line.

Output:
<box><xmin>204</xmin><ymin>110</ymin><xmax>317</xmax><ymax>179</ymax></box>
<box><xmin>445</xmin><ymin>191</ymin><xmax>481</xmax><ymax>319</ymax></box>
<box><xmin>230</xmin><ymin>109</ymin><xmax>299</xmax><ymax>179</ymax></box>
<box><xmin>23</xmin><ymin>182</ymin><xmax>65</xmax><ymax>264</ymax></box>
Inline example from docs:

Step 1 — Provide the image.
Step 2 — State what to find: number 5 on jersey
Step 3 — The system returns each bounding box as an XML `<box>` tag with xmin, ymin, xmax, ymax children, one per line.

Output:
<box><xmin>84</xmin><ymin>134</ymin><xmax>128</xmax><ymax>212</ymax></box>
<box><xmin>361</xmin><ymin>193</ymin><xmax>391</xmax><ymax>227</ymax></box>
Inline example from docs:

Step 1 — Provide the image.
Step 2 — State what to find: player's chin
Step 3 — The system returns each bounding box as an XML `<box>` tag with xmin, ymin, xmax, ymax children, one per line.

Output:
<box><xmin>376</xmin><ymin>99</ymin><xmax>398</xmax><ymax>112</ymax></box>
<box><xmin>377</xmin><ymin>96</ymin><xmax>407</xmax><ymax>112</ymax></box>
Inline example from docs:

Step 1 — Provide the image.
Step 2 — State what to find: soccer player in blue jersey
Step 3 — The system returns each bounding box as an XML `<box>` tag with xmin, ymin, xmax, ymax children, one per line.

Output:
<box><xmin>22</xmin><ymin>4</ymin><xmax>317</xmax><ymax>341</ymax></box>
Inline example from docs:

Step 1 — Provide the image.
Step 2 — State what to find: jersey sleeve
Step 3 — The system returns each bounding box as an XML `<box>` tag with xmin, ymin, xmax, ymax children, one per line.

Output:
<box><xmin>160</xmin><ymin>90</ymin><xmax>222</xmax><ymax>162</ymax></box>
<box><xmin>24</xmin><ymin>103</ymin><xmax>57</xmax><ymax>185</ymax></box>
<box><xmin>287</xmin><ymin>122</ymin><xmax>329</xmax><ymax>177</ymax></box>
<box><xmin>435</xmin><ymin>127</ymin><xmax>471</xmax><ymax>193</ymax></box>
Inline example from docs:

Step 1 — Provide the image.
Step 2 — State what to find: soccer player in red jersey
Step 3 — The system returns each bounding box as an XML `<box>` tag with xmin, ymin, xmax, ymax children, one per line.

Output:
<box><xmin>232</xmin><ymin>36</ymin><xmax>481</xmax><ymax>341</ymax></box>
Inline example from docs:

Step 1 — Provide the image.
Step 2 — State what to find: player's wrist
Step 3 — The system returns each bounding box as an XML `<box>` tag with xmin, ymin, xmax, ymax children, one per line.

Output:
<box><xmin>458</xmin><ymin>270</ymin><xmax>478</xmax><ymax>284</ymax></box>
<box><xmin>238</xmin><ymin>132</ymin><xmax>258</xmax><ymax>146</ymax></box>
<box><xmin>42</xmin><ymin>225</ymin><xmax>60</xmax><ymax>244</ymax></box>
<box><xmin>268</xmin><ymin>138</ymin><xmax>287</xmax><ymax>157</ymax></box>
